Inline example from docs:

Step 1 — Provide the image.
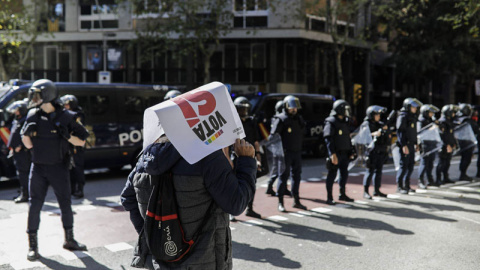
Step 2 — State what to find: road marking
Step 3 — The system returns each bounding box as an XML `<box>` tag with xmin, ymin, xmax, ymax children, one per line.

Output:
<box><xmin>334</xmin><ymin>204</ymin><xmax>352</xmax><ymax>208</ymax></box>
<box><xmin>387</xmin><ymin>194</ymin><xmax>400</xmax><ymax>199</ymax></box>
<box><xmin>106</xmin><ymin>202</ymin><xmax>121</xmax><ymax>207</ymax></box>
<box><xmin>289</xmin><ymin>213</ymin><xmax>304</xmax><ymax>217</ymax></box>
<box><xmin>260</xmin><ymin>183</ymin><xmax>268</xmax><ymax>188</ymax></box>
<box><xmin>230</xmin><ymin>227</ymin><xmax>236</xmax><ymax>230</ymax></box>
<box><xmin>268</xmin><ymin>215</ymin><xmax>289</xmax><ymax>221</ymax></box>
<box><xmin>349</xmin><ymin>173</ymin><xmax>360</xmax><ymax>177</ymax></box>
<box><xmin>307</xmin><ymin>177</ymin><xmax>322</xmax><ymax>181</ymax></box>
<box><xmin>416</xmin><ymin>189</ymin><xmax>427</xmax><ymax>193</ymax></box>
<box><xmin>74</xmin><ymin>205</ymin><xmax>97</xmax><ymax>211</ymax></box>
<box><xmin>105</xmin><ymin>242</ymin><xmax>133</xmax><ymax>252</ymax></box>
<box><xmin>59</xmin><ymin>250</ymin><xmax>91</xmax><ymax>261</ymax></box>
<box><xmin>10</xmin><ymin>260</ymin><xmax>45</xmax><ymax>270</ymax></box>
<box><xmin>451</xmin><ymin>186</ymin><xmax>477</xmax><ymax>191</ymax></box>
<box><xmin>354</xmin><ymin>200</ymin><xmax>369</xmax><ymax>205</ymax></box>
<box><xmin>241</xmin><ymin>220</ymin><xmax>263</xmax><ymax>226</ymax></box>
<box><xmin>297</xmin><ymin>211</ymin><xmax>312</xmax><ymax>216</ymax></box>
<box><xmin>311</xmin><ymin>207</ymin><xmax>332</xmax><ymax>213</ymax></box>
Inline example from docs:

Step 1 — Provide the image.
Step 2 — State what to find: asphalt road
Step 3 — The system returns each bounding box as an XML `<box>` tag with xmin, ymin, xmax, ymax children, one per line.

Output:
<box><xmin>0</xmin><ymin>157</ymin><xmax>479</xmax><ymax>270</ymax></box>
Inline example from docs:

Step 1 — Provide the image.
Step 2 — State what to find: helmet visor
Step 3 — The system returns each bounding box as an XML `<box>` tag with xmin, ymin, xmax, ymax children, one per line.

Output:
<box><xmin>6</xmin><ymin>102</ymin><xmax>21</xmax><ymax>114</ymax></box>
<box><xmin>410</xmin><ymin>98</ymin><xmax>423</xmax><ymax>108</ymax></box>
<box><xmin>237</xmin><ymin>106</ymin><xmax>249</xmax><ymax>117</ymax></box>
<box><xmin>429</xmin><ymin>105</ymin><xmax>440</xmax><ymax>113</ymax></box>
<box><xmin>285</xmin><ymin>98</ymin><xmax>302</xmax><ymax>110</ymax></box>
<box><xmin>345</xmin><ymin>105</ymin><xmax>352</xmax><ymax>117</ymax></box>
<box><xmin>28</xmin><ymin>88</ymin><xmax>43</xmax><ymax>108</ymax></box>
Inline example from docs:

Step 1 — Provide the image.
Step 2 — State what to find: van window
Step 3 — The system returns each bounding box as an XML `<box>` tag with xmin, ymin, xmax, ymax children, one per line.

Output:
<box><xmin>125</xmin><ymin>96</ymin><xmax>144</xmax><ymax>115</ymax></box>
<box><xmin>90</xmin><ymin>95</ymin><xmax>110</xmax><ymax>118</ymax></box>
<box><xmin>300</xmin><ymin>99</ymin><xmax>332</xmax><ymax>122</ymax></box>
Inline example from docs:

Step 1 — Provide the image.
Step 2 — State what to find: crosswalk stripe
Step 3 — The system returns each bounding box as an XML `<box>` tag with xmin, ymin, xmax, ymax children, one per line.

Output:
<box><xmin>311</xmin><ymin>207</ymin><xmax>332</xmax><ymax>213</ymax></box>
<box><xmin>268</xmin><ymin>215</ymin><xmax>289</xmax><ymax>221</ymax></box>
<box><xmin>105</xmin><ymin>242</ymin><xmax>133</xmax><ymax>252</ymax></box>
<box><xmin>59</xmin><ymin>250</ymin><xmax>91</xmax><ymax>261</ymax></box>
<box><xmin>288</xmin><ymin>213</ymin><xmax>304</xmax><ymax>217</ymax></box>
<box><xmin>297</xmin><ymin>211</ymin><xmax>312</xmax><ymax>216</ymax></box>
<box><xmin>354</xmin><ymin>200</ymin><xmax>369</xmax><ymax>205</ymax></box>
<box><xmin>10</xmin><ymin>260</ymin><xmax>46</xmax><ymax>270</ymax></box>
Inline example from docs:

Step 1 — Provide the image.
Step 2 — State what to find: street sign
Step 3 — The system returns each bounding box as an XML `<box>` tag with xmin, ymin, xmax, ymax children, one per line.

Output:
<box><xmin>99</xmin><ymin>71</ymin><xmax>111</xmax><ymax>84</ymax></box>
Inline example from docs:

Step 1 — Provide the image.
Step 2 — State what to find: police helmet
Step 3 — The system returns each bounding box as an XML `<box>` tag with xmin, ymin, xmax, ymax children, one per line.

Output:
<box><xmin>283</xmin><ymin>95</ymin><xmax>302</xmax><ymax>110</ymax></box>
<box><xmin>6</xmin><ymin>100</ymin><xmax>28</xmax><ymax>117</ymax></box>
<box><xmin>366</xmin><ymin>105</ymin><xmax>386</xmax><ymax>121</ymax></box>
<box><xmin>331</xmin><ymin>99</ymin><xmax>351</xmax><ymax>118</ymax></box>
<box><xmin>275</xmin><ymin>100</ymin><xmax>284</xmax><ymax>114</ymax></box>
<box><xmin>420</xmin><ymin>104</ymin><xmax>440</xmax><ymax>118</ymax></box>
<box><xmin>234</xmin><ymin>96</ymin><xmax>251</xmax><ymax>117</ymax></box>
<box><xmin>27</xmin><ymin>79</ymin><xmax>58</xmax><ymax>108</ymax></box>
<box><xmin>164</xmin><ymin>90</ymin><xmax>181</xmax><ymax>100</ymax></box>
<box><xmin>441</xmin><ymin>104</ymin><xmax>458</xmax><ymax>119</ymax></box>
<box><xmin>60</xmin><ymin>94</ymin><xmax>79</xmax><ymax>110</ymax></box>
<box><xmin>458</xmin><ymin>103</ymin><xmax>473</xmax><ymax>117</ymax></box>
<box><xmin>402</xmin><ymin>98</ymin><xmax>423</xmax><ymax>112</ymax></box>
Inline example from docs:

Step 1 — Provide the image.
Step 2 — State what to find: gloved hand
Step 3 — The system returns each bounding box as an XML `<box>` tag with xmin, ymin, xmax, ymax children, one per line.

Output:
<box><xmin>21</xmin><ymin>122</ymin><xmax>37</xmax><ymax>137</ymax></box>
<box><xmin>55</xmin><ymin>122</ymin><xmax>71</xmax><ymax>140</ymax></box>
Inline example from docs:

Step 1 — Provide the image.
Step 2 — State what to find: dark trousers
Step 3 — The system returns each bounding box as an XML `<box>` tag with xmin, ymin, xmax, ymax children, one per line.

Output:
<box><xmin>277</xmin><ymin>150</ymin><xmax>302</xmax><ymax>198</ymax></box>
<box><xmin>268</xmin><ymin>155</ymin><xmax>281</xmax><ymax>186</ymax></box>
<box><xmin>28</xmin><ymin>163</ymin><xmax>73</xmax><ymax>233</ymax></box>
<box><xmin>396</xmin><ymin>144</ymin><xmax>415</xmax><ymax>189</ymax></box>
<box><xmin>363</xmin><ymin>152</ymin><xmax>386</xmax><ymax>191</ymax></box>
<box><xmin>459</xmin><ymin>147</ymin><xmax>474</xmax><ymax>176</ymax></box>
<box><xmin>326</xmin><ymin>152</ymin><xmax>349</xmax><ymax>198</ymax></box>
<box><xmin>436</xmin><ymin>151</ymin><xmax>452</xmax><ymax>183</ymax></box>
<box><xmin>477</xmin><ymin>143</ymin><xmax>480</xmax><ymax>174</ymax></box>
<box><xmin>418</xmin><ymin>153</ymin><xmax>435</xmax><ymax>184</ymax></box>
<box><xmin>13</xmin><ymin>150</ymin><xmax>31</xmax><ymax>192</ymax></box>
<box><xmin>70</xmin><ymin>148</ymin><xmax>85</xmax><ymax>193</ymax></box>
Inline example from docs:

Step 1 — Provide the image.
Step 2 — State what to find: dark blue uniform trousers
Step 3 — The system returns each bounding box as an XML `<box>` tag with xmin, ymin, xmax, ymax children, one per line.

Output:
<box><xmin>70</xmin><ymin>148</ymin><xmax>85</xmax><ymax>192</ymax></box>
<box><xmin>268</xmin><ymin>155</ymin><xmax>281</xmax><ymax>186</ymax></box>
<box><xmin>436</xmin><ymin>151</ymin><xmax>452</xmax><ymax>183</ymax></box>
<box><xmin>363</xmin><ymin>152</ymin><xmax>386</xmax><ymax>191</ymax></box>
<box><xmin>277</xmin><ymin>150</ymin><xmax>301</xmax><ymax>198</ymax></box>
<box><xmin>13</xmin><ymin>150</ymin><xmax>31</xmax><ymax>192</ymax></box>
<box><xmin>418</xmin><ymin>153</ymin><xmax>435</xmax><ymax>183</ymax></box>
<box><xmin>396</xmin><ymin>144</ymin><xmax>415</xmax><ymax>189</ymax></box>
<box><xmin>326</xmin><ymin>152</ymin><xmax>349</xmax><ymax>196</ymax></box>
<box><xmin>28</xmin><ymin>163</ymin><xmax>73</xmax><ymax>233</ymax></box>
<box><xmin>459</xmin><ymin>147</ymin><xmax>474</xmax><ymax>176</ymax></box>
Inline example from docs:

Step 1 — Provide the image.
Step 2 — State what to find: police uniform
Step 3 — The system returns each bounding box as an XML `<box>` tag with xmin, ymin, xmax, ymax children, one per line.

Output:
<box><xmin>271</xmin><ymin>108</ymin><xmax>306</xmax><ymax>210</ymax></box>
<box><xmin>395</xmin><ymin>109</ymin><xmax>418</xmax><ymax>192</ymax></box>
<box><xmin>7</xmin><ymin>112</ymin><xmax>31</xmax><ymax>203</ymax></box>
<box><xmin>436</xmin><ymin>114</ymin><xmax>456</xmax><ymax>184</ymax></box>
<box><xmin>241</xmin><ymin>116</ymin><xmax>262</xmax><ymax>217</ymax></box>
<box><xmin>324</xmin><ymin>114</ymin><xmax>353</xmax><ymax>202</ymax></box>
<box><xmin>21</xmin><ymin>79</ymin><xmax>89</xmax><ymax>261</ymax></box>
<box><xmin>362</xmin><ymin>119</ymin><xmax>389</xmax><ymax>198</ymax></box>
<box><xmin>457</xmin><ymin>115</ymin><xmax>479</xmax><ymax>180</ymax></box>
<box><xmin>417</xmin><ymin>114</ymin><xmax>436</xmax><ymax>186</ymax></box>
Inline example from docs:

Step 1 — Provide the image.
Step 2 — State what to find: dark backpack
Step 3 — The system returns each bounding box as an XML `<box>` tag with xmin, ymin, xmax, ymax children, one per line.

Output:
<box><xmin>143</xmin><ymin>172</ymin><xmax>208</xmax><ymax>264</ymax></box>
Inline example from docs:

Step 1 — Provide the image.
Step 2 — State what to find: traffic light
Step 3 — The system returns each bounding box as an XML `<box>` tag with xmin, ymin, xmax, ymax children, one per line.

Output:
<box><xmin>353</xmin><ymin>84</ymin><xmax>362</xmax><ymax>105</ymax></box>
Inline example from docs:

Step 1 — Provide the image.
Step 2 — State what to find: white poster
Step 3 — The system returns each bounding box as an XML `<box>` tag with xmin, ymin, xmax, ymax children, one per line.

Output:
<box><xmin>143</xmin><ymin>82</ymin><xmax>246</xmax><ymax>164</ymax></box>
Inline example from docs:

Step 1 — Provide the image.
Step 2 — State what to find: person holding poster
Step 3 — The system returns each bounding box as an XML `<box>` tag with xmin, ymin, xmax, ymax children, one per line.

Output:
<box><xmin>121</xmin><ymin>82</ymin><xmax>257</xmax><ymax>269</ymax></box>
<box><xmin>271</xmin><ymin>95</ymin><xmax>306</xmax><ymax>212</ymax></box>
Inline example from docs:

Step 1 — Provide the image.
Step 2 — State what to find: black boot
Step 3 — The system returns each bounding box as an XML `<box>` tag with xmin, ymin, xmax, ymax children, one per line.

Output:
<box><xmin>338</xmin><ymin>188</ymin><xmax>354</xmax><ymax>202</ymax></box>
<box><xmin>373</xmin><ymin>189</ymin><xmax>387</xmax><ymax>197</ymax></box>
<box><xmin>278</xmin><ymin>197</ymin><xmax>286</xmax><ymax>212</ymax></box>
<box><xmin>63</xmin><ymin>229</ymin><xmax>87</xmax><ymax>251</ymax></box>
<box><xmin>326</xmin><ymin>188</ymin><xmax>335</xmax><ymax>205</ymax></box>
<box><xmin>72</xmin><ymin>185</ymin><xmax>84</xmax><ymax>199</ymax></box>
<box><xmin>265</xmin><ymin>183</ymin><xmax>276</xmax><ymax>196</ymax></box>
<box><xmin>363</xmin><ymin>186</ymin><xmax>372</xmax><ymax>200</ymax></box>
<box><xmin>292</xmin><ymin>195</ymin><xmax>307</xmax><ymax>210</ymax></box>
<box><xmin>14</xmin><ymin>188</ymin><xmax>29</xmax><ymax>203</ymax></box>
<box><xmin>27</xmin><ymin>233</ymin><xmax>40</xmax><ymax>261</ymax></box>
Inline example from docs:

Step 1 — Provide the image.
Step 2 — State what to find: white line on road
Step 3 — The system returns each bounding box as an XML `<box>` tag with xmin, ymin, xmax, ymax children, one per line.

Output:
<box><xmin>288</xmin><ymin>213</ymin><xmax>304</xmax><ymax>217</ymax></box>
<box><xmin>297</xmin><ymin>211</ymin><xmax>312</xmax><ymax>216</ymax></box>
<box><xmin>105</xmin><ymin>242</ymin><xmax>133</xmax><ymax>252</ymax></box>
<box><xmin>268</xmin><ymin>215</ymin><xmax>289</xmax><ymax>221</ymax></box>
<box><xmin>387</xmin><ymin>194</ymin><xmax>400</xmax><ymax>199</ymax></box>
<box><xmin>241</xmin><ymin>220</ymin><xmax>264</xmax><ymax>226</ymax></box>
<box><xmin>10</xmin><ymin>260</ymin><xmax>46</xmax><ymax>270</ymax></box>
<box><xmin>354</xmin><ymin>200</ymin><xmax>369</xmax><ymax>205</ymax></box>
<box><xmin>59</xmin><ymin>250</ymin><xmax>91</xmax><ymax>261</ymax></box>
<box><xmin>311</xmin><ymin>207</ymin><xmax>333</xmax><ymax>213</ymax></box>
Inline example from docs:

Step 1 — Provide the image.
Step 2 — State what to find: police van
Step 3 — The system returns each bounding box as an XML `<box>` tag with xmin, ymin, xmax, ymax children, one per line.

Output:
<box><xmin>0</xmin><ymin>82</ymin><xmax>176</xmax><ymax>179</ymax></box>
<box><xmin>248</xmin><ymin>93</ymin><xmax>335</xmax><ymax>157</ymax></box>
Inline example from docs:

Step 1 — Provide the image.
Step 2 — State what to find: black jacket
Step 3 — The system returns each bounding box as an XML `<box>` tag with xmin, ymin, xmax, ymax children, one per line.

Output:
<box><xmin>270</xmin><ymin>112</ymin><xmax>305</xmax><ymax>152</ymax></box>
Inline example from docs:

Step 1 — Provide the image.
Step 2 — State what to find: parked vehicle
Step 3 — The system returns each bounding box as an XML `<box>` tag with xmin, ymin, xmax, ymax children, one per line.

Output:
<box><xmin>0</xmin><ymin>82</ymin><xmax>178</xmax><ymax>179</ymax></box>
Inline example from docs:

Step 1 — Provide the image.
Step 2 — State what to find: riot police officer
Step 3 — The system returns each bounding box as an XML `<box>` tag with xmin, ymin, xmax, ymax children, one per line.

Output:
<box><xmin>456</xmin><ymin>103</ymin><xmax>479</xmax><ymax>181</ymax></box>
<box><xmin>233</xmin><ymin>96</ymin><xmax>261</xmax><ymax>218</ymax></box>
<box><xmin>6</xmin><ymin>100</ymin><xmax>31</xmax><ymax>203</ymax></box>
<box><xmin>324</xmin><ymin>100</ymin><xmax>355</xmax><ymax>205</ymax></box>
<box><xmin>436</xmin><ymin>105</ymin><xmax>458</xmax><ymax>185</ymax></box>
<box><xmin>266</xmin><ymin>100</ymin><xmax>292</xmax><ymax>197</ymax></box>
<box><xmin>417</xmin><ymin>104</ymin><xmax>440</xmax><ymax>188</ymax></box>
<box><xmin>271</xmin><ymin>95</ymin><xmax>306</xmax><ymax>212</ymax></box>
<box><xmin>396</xmin><ymin>98</ymin><xmax>422</xmax><ymax>194</ymax></box>
<box><xmin>362</xmin><ymin>105</ymin><xmax>389</xmax><ymax>199</ymax></box>
<box><xmin>21</xmin><ymin>79</ymin><xmax>90</xmax><ymax>261</ymax></box>
<box><xmin>60</xmin><ymin>94</ymin><xmax>87</xmax><ymax>198</ymax></box>
<box><xmin>164</xmin><ymin>89</ymin><xmax>181</xmax><ymax>100</ymax></box>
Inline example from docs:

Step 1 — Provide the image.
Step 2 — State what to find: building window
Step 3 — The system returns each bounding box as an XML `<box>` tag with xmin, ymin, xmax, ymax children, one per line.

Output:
<box><xmin>21</xmin><ymin>45</ymin><xmax>71</xmax><ymax>82</ymax></box>
<box><xmin>283</xmin><ymin>43</ymin><xmax>306</xmax><ymax>84</ymax></box>
<box><xmin>79</xmin><ymin>0</ymin><xmax>119</xmax><ymax>30</ymax></box>
<box><xmin>233</xmin><ymin>0</ymin><xmax>268</xmax><ymax>28</ymax></box>
<box><xmin>138</xmin><ymin>50</ymin><xmax>185</xmax><ymax>84</ymax></box>
<box><xmin>47</xmin><ymin>0</ymin><xmax>65</xmax><ymax>32</ymax></box>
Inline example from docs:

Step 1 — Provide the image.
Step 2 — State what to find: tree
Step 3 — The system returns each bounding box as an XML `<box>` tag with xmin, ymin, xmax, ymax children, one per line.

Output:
<box><xmin>305</xmin><ymin>0</ymin><xmax>371</xmax><ymax>100</ymax></box>
<box><xmin>375</xmin><ymin>0</ymin><xmax>480</xmax><ymax>103</ymax></box>
<box><xmin>0</xmin><ymin>0</ymin><xmax>48</xmax><ymax>81</ymax></box>
<box><xmin>128</xmin><ymin>0</ymin><xmax>234</xmax><ymax>85</ymax></box>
